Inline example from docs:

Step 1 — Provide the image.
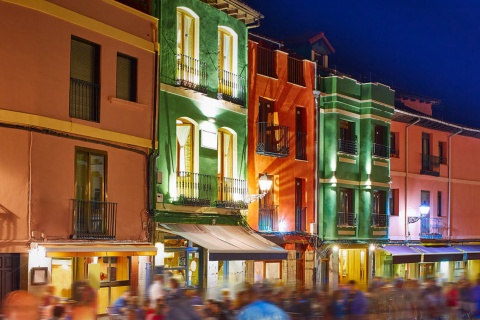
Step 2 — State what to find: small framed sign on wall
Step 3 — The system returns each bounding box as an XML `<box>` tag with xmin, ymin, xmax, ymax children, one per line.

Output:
<box><xmin>201</xmin><ymin>130</ymin><xmax>217</xmax><ymax>150</ymax></box>
<box><xmin>31</xmin><ymin>267</ymin><xmax>48</xmax><ymax>285</ymax></box>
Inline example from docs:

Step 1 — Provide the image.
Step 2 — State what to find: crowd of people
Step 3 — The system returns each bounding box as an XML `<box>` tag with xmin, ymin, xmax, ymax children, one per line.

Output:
<box><xmin>5</xmin><ymin>275</ymin><xmax>480</xmax><ymax>319</ymax></box>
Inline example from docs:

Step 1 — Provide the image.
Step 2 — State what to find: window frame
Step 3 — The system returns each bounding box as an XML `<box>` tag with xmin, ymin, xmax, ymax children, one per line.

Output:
<box><xmin>74</xmin><ymin>147</ymin><xmax>107</xmax><ymax>202</ymax></box>
<box><xmin>116</xmin><ymin>52</ymin><xmax>138</xmax><ymax>102</ymax></box>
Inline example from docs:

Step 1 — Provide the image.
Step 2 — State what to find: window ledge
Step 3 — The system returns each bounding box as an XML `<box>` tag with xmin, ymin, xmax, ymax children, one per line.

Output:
<box><xmin>108</xmin><ymin>97</ymin><xmax>146</xmax><ymax>109</ymax></box>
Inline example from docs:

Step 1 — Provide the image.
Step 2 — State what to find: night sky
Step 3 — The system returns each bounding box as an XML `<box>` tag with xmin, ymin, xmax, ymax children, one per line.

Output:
<box><xmin>246</xmin><ymin>0</ymin><xmax>480</xmax><ymax>128</ymax></box>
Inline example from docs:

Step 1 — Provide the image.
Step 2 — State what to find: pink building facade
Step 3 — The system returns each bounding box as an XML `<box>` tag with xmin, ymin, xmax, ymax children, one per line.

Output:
<box><xmin>0</xmin><ymin>0</ymin><xmax>157</xmax><ymax>312</ymax></box>
<box><xmin>381</xmin><ymin>96</ymin><xmax>480</xmax><ymax>282</ymax></box>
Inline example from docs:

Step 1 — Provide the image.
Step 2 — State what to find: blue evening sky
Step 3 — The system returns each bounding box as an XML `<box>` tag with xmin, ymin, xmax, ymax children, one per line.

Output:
<box><xmin>246</xmin><ymin>0</ymin><xmax>480</xmax><ymax>127</ymax></box>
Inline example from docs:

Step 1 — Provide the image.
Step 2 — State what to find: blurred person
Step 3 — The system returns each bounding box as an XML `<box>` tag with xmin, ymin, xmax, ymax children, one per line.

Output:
<box><xmin>146</xmin><ymin>301</ymin><xmax>166</xmax><ymax>320</ymax></box>
<box><xmin>3</xmin><ymin>290</ymin><xmax>40</xmax><ymax>320</ymax></box>
<box><xmin>235</xmin><ymin>283</ymin><xmax>290</xmax><ymax>320</ymax></box>
<box><xmin>48</xmin><ymin>305</ymin><xmax>65</xmax><ymax>320</ymax></box>
<box><xmin>71</xmin><ymin>282</ymin><xmax>97</xmax><ymax>320</ymax></box>
<box><xmin>188</xmin><ymin>288</ymin><xmax>203</xmax><ymax>306</ymax></box>
<box><xmin>343</xmin><ymin>280</ymin><xmax>367</xmax><ymax>320</ymax></box>
<box><xmin>220</xmin><ymin>288</ymin><xmax>234</xmax><ymax>318</ymax></box>
<box><xmin>110</xmin><ymin>290</ymin><xmax>131</xmax><ymax>316</ymax></box>
<box><xmin>164</xmin><ymin>277</ymin><xmax>201</xmax><ymax>320</ymax></box>
<box><xmin>445</xmin><ymin>282</ymin><xmax>459</xmax><ymax>320</ymax></box>
<box><xmin>149</xmin><ymin>274</ymin><xmax>165</xmax><ymax>309</ymax></box>
<box><xmin>42</xmin><ymin>284</ymin><xmax>58</xmax><ymax>307</ymax></box>
<box><xmin>327</xmin><ymin>288</ymin><xmax>345</xmax><ymax>319</ymax></box>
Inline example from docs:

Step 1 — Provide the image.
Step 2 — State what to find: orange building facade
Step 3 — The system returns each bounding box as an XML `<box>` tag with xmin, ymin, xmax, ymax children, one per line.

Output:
<box><xmin>0</xmin><ymin>0</ymin><xmax>157</xmax><ymax>313</ymax></box>
<box><xmin>247</xmin><ymin>34</ymin><xmax>317</xmax><ymax>289</ymax></box>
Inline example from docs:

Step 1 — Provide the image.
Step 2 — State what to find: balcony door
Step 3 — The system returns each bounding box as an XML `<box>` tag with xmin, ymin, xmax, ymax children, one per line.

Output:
<box><xmin>338</xmin><ymin>188</ymin><xmax>354</xmax><ymax>226</ymax></box>
<box><xmin>218</xmin><ymin>129</ymin><xmax>233</xmax><ymax>202</ymax></box>
<box><xmin>258</xmin><ymin>99</ymin><xmax>274</xmax><ymax>124</ymax></box>
<box><xmin>177</xmin><ymin>9</ymin><xmax>195</xmax><ymax>59</ymax></box>
<box><xmin>340</xmin><ymin>120</ymin><xmax>354</xmax><ymax>141</ymax></box>
<box><xmin>420</xmin><ymin>190</ymin><xmax>431</xmax><ymax>234</ymax></box>
<box><xmin>218</xmin><ymin>29</ymin><xmax>233</xmax><ymax>74</ymax></box>
<box><xmin>296</xmin><ymin>107</ymin><xmax>307</xmax><ymax>160</ymax></box>
<box><xmin>295</xmin><ymin>179</ymin><xmax>304</xmax><ymax>231</ymax></box>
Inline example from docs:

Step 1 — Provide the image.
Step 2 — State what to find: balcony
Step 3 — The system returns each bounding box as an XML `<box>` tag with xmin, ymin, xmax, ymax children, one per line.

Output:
<box><xmin>287</xmin><ymin>56</ymin><xmax>305</xmax><ymax>86</ymax></box>
<box><xmin>259</xmin><ymin>205</ymin><xmax>279</xmax><ymax>232</ymax></box>
<box><xmin>176</xmin><ymin>54</ymin><xmax>207</xmax><ymax>94</ymax></box>
<box><xmin>338</xmin><ymin>139</ymin><xmax>358</xmax><ymax>155</ymax></box>
<box><xmin>295</xmin><ymin>132</ymin><xmax>307</xmax><ymax>160</ymax></box>
<box><xmin>256</xmin><ymin>122</ymin><xmax>290</xmax><ymax>157</ymax></box>
<box><xmin>420</xmin><ymin>217</ymin><xmax>444</xmax><ymax>239</ymax></box>
<box><xmin>372</xmin><ymin>143</ymin><xmax>390</xmax><ymax>158</ymax></box>
<box><xmin>257</xmin><ymin>46</ymin><xmax>276</xmax><ymax>78</ymax></box>
<box><xmin>218</xmin><ymin>69</ymin><xmax>246</xmax><ymax>106</ymax></box>
<box><xmin>176</xmin><ymin>172</ymin><xmax>215</xmax><ymax>207</ymax></box>
<box><xmin>295</xmin><ymin>207</ymin><xmax>307</xmax><ymax>232</ymax></box>
<box><xmin>421</xmin><ymin>154</ymin><xmax>440</xmax><ymax>176</ymax></box>
<box><xmin>371</xmin><ymin>213</ymin><xmax>389</xmax><ymax>228</ymax></box>
<box><xmin>69</xmin><ymin>78</ymin><xmax>100</xmax><ymax>122</ymax></box>
<box><xmin>216</xmin><ymin>176</ymin><xmax>248</xmax><ymax>209</ymax></box>
<box><xmin>337</xmin><ymin>212</ymin><xmax>357</xmax><ymax>227</ymax></box>
<box><xmin>72</xmin><ymin>199</ymin><xmax>117</xmax><ymax>239</ymax></box>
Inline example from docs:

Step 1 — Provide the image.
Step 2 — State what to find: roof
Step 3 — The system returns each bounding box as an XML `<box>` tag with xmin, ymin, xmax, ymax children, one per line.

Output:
<box><xmin>201</xmin><ymin>0</ymin><xmax>263</xmax><ymax>26</ymax></box>
<box><xmin>395</xmin><ymin>88</ymin><xmax>441</xmax><ymax>106</ymax></box>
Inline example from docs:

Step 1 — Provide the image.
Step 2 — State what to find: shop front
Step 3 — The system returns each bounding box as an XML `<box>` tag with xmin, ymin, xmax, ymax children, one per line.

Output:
<box><xmin>28</xmin><ymin>243</ymin><xmax>156</xmax><ymax>315</ymax></box>
<box><xmin>154</xmin><ymin>224</ymin><xmax>288</xmax><ymax>298</ymax></box>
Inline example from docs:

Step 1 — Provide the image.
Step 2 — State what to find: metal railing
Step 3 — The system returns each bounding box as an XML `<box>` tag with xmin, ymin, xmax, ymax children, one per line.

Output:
<box><xmin>216</xmin><ymin>176</ymin><xmax>248</xmax><ymax>209</ymax></box>
<box><xmin>259</xmin><ymin>205</ymin><xmax>279</xmax><ymax>232</ymax></box>
<box><xmin>338</xmin><ymin>139</ymin><xmax>358</xmax><ymax>155</ymax></box>
<box><xmin>257</xmin><ymin>46</ymin><xmax>276</xmax><ymax>78</ymax></box>
<box><xmin>371</xmin><ymin>213</ymin><xmax>389</xmax><ymax>227</ymax></box>
<box><xmin>217</xmin><ymin>69</ymin><xmax>246</xmax><ymax>106</ymax></box>
<box><xmin>295</xmin><ymin>132</ymin><xmax>307</xmax><ymax>160</ymax></box>
<box><xmin>176</xmin><ymin>171</ymin><xmax>215</xmax><ymax>207</ymax></box>
<box><xmin>69</xmin><ymin>78</ymin><xmax>100</xmax><ymax>122</ymax></box>
<box><xmin>372</xmin><ymin>143</ymin><xmax>390</xmax><ymax>158</ymax></box>
<box><xmin>72</xmin><ymin>199</ymin><xmax>117</xmax><ymax>239</ymax></box>
<box><xmin>420</xmin><ymin>217</ymin><xmax>444</xmax><ymax>239</ymax></box>
<box><xmin>287</xmin><ymin>56</ymin><xmax>305</xmax><ymax>86</ymax></box>
<box><xmin>176</xmin><ymin>54</ymin><xmax>207</xmax><ymax>93</ymax></box>
<box><xmin>421</xmin><ymin>154</ymin><xmax>440</xmax><ymax>176</ymax></box>
<box><xmin>256</xmin><ymin>122</ymin><xmax>290</xmax><ymax>157</ymax></box>
<box><xmin>337</xmin><ymin>212</ymin><xmax>358</xmax><ymax>227</ymax></box>
<box><xmin>295</xmin><ymin>207</ymin><xmax>307</xmax><ymax>232</ymax></box>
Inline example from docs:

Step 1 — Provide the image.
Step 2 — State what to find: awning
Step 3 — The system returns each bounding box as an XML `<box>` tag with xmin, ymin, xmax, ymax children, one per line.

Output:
<box><xmin>40</xmin><ymin>244</ymin><xmax>157</xmax><ymax>258</ymax></box>
<box><xmin>158</xmin><ymin>224</ymin><xmax>288</xmax><ymax>261</ymax></box>
<box><xmin>410</xmin><ymin>245</ymin><xmax>464</xmax><ymax>262</ymax></box>
<box><xmin>381</xmin><ymin>246</ymin><xmax>422</xmax><ymax>264</ymax></box>
<box><xmin>453</xmin><ymin>245</ymin><xmax>480</xmax><ymax>260</ymax></box>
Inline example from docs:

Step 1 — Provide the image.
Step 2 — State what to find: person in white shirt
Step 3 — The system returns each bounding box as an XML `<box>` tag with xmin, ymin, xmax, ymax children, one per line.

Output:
<box><xmin>149</xmin><ymin>274</ymin><xmax>165</xmax><ymax>309</ymax></box>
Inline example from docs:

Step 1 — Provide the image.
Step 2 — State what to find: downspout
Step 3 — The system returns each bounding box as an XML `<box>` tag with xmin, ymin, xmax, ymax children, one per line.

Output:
<box><xmin>405</xmin><ymin>118</ymin><xmax>420</xmax><ymax>240</ymax></box>
<box><xmin>313</xmin><ymin>64</ymin><xmax>321</xmax><ymax>290</ymax></box>
<box><xmin>448</xmin><ymin>129</ymin><xmax>462</xmax><ymax>238</ymax></box>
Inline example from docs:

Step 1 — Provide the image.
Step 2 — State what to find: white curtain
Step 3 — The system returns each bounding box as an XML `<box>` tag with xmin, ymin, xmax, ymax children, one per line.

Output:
<box><xmin>176</xmin><ymin>125</ymin><xmax>191</xmax><ymax>172</ymax></box>
<box><xmin>223</xmin><ymin>133</ymin><xmax>231</xmax><ymax>178</ymax></box>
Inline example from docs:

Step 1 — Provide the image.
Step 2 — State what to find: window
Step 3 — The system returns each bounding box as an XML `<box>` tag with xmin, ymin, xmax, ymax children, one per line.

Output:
<box><xmin>439</xmin><ymin>142</ymin><xmax>447</xmax><ymax>165</ymax></box>
<box><xmin>257</xmin><ymin>46</ymin><xmax>276</xmax><ymax>78</ymax></box>
<box><xmin>176</xmin><ymin>9</ymin><xmax>196</xmax><ymax>59</ymax></box>
<box><xmin>390</xmin><ymin>132</ymin><xmax>399</xmax><ymax>157</ymax></box>
<box><xmin>69</xmin><ymin>37</ymin><xmax>100</xmax><ymax>122</ymax></box>
<box><xmin>75</xmin><ymin>149</ymin><xmax>106</xmax><ymax>202</ymax></box>
<box><xmin>295</xmin><ymin>107</ymin><xmax>307</xmax><ymax>160</ymax></box>
<box><xmin>176</xmin><ymin>119</ymin><xmax>194</xmax><ymax>173</ymax></box>
<box><xmin>218</xmin><ymin>27</ymin><xmax>241</xmax><ymax>101</ymax></box>
<box><xmin>338</xmin><ymin>188</ymin><xmax>356</xmax><ymax>226</ymax></box>
<box><xmin>116</xmin><ymin>53</ymin><xmax>137</xmax><ymax>102</ymax></box>
<box><xmin>338</xmin><ymin>120</ymin><xmax>357</xmax><ymax>155</ymax></box>
<box><xmin>373</xmin><ymin>125</ymin><xmax>389</xmax><ymax>158</ymax></box>
<box><xmin>388</xmin><ymin>189</ymin><xmax>399</xmax><ymax>216</ymax></box>
<box><xmin>218</xmin><ymin>128</ymin><xmax>233</xmax><ymax>179</ymax></box>
<box><xmin>218</xmin><ymin>28</ymin><xmax>234</xmax><ymax>74</ymax></box>
<box><xmin>295</xmin><ymin>178</ymin><xmax>305</xmax><ymax>231</ymax></box>
<box><xmin>373</xmin><ymin>190</ymin><xmax>387</xmax><ymax>214</ymax></box>
<box><xmin>437</xmin><ymin>191</ymin><xmax>442</xmax><ymax>217</ymax></box>
<box><xmin>287</xmin><ymin>56</ymin><xmax>304</xmax><ymax>86</ymax></box>
<box><xmin>420</xmin><ymin>190</ymin><xmax>431</xmax><ymax>215</ymax></box>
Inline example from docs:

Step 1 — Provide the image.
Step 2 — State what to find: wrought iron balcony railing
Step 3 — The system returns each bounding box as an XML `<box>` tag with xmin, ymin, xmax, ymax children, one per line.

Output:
<box><xmin>72</xmin><ymin>199</ymin><xmax>117</xmax><ymax>239</ymax></box>
<box><xmin>421</xmin><ymin>154</ymin><xmax>440</xmax><ymax>176</ymax></box>
<box><xmin>176</xmin><ymin>171</ymin><xmax>215</xmax><ymax>207</ymax></box>
<box><xmin>372</xmin><ymin>143</ymin><xmax>390</xmax><ymax>158</ymax></box>
<box><xmin>338</xmin><ymin>139</ymin><xmax>358</xmax><ymax>155</ymax></box>
<box><xmin>256</xmin><ymin>122</ymin><xmax>290</xmax><ymax>157</ymax></box>
<box><xmin>257</xmin><ymin>46</ymin><xmax>276</xmax><ymax>78</ymax></box>
<box><xmin>420</xmin><ymin>217</ymin><xmax>444</xmax><ymax>239</ymax></box>
<box><xmin>371</xmin><ymin>213</ymin><xmax>389</xmax><ymax>228</ymax></box>
<box><xmin>176</xmin><ymin>54</ymin><xmax>207</xmax><ymax>93</ymax></box>
<box><xmin>216</xmin><ymin>176</ymin><xmax>248</xmax><ymax>209</ymax></box>
<box><xmin>259</xmin><ymin>205</ymin><xmax>279</xmax><ymax>232</ymax></box>
<box><xmin>295</xmin><ymin>132</ymin><xmax>307</xmax><ymax>160</ymax></box>
<box><xmin>295</xmin><ymin>207</ymin><xmax>307</xmax><ymax>232</ymax></box>
<box><xmin>337</xmin><ymin>212</ymin><xmax>357</xmax><ymax>227</ymax></box>
<box><xmin>287</xmin><ymin>56</ymin><xmax>305</xmax><ymax>86</ymax></box>
<box><xmin>218</xmin><ymin>69</ymin><xmax>246</xmax><ymax>106</ymax></box>
<box><xmin>69</xmin><ymin>78</ymin><xmax>100</xmax><ymax>122</ymax></box>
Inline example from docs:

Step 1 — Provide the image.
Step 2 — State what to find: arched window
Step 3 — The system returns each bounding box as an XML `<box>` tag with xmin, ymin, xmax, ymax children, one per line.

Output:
<box><xmin>218</xmin><ymin>27</ymin><xmax>238</xmax><ymax>97</ymax></box>
<box><xmin>218</xmin><ymin>128</ymin><xmax>234</xmax><ymax>179</ymax></box>
<box><xmin>176</xmin><ymin>119</ymin><xmax>195</xmax><ymax>173</ymax></box>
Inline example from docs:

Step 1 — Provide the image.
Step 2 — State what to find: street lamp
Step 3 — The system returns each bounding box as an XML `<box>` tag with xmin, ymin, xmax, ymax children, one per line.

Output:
<box><xmin>245</xmin><ymin>174</ymin><xmax>273</xmax><ymax>204</ymax></box>
<box><xmin>419</xmin><ymin>201</ymin><xmax>430</xmax><ymax>215</ymax></box>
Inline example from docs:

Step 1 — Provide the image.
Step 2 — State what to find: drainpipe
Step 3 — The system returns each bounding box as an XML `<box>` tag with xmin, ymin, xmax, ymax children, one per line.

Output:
<box><xmin>405</xmin><ymin>118</ymin><xmax>420</xmax><ymax>240</ymax></box>
<box><xmin>313</xmin><ymin>62</ymin><xmax>321</xmax><ymax>290</ymax></box>
<box><xmin>448</xmin><ymin>130</ymin><xmax>462</xmax><ymax>238</ymax></box>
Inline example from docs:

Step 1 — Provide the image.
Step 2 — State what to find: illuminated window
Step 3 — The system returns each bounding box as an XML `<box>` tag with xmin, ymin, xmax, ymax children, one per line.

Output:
<box><xmin>176</xmin><ymin>120</ymin><xmax>194</xmax><ymax>173</ymax></box>
<box><xmin>176</xmin><ymin>8</ymin><xmax>197</xmax><ymax>59</ymax></box>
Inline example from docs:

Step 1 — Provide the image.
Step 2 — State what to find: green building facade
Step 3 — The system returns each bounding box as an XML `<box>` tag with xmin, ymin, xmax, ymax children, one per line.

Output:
<box><xmin>318</xmin><ymin>76</ymin><xmax>395</xmax><ymax>290</ymax></box>
<box><xmin>150</xmin><ymin>0</ymin><xmax>266</xmax><ymax>297</ymax></box>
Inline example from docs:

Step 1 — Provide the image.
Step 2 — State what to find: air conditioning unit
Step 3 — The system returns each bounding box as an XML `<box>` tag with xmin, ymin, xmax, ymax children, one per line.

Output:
<box><xmin>310</xmin><ymin>222</ymin><xmax>317</xmax><ymax>235</ymax></box>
